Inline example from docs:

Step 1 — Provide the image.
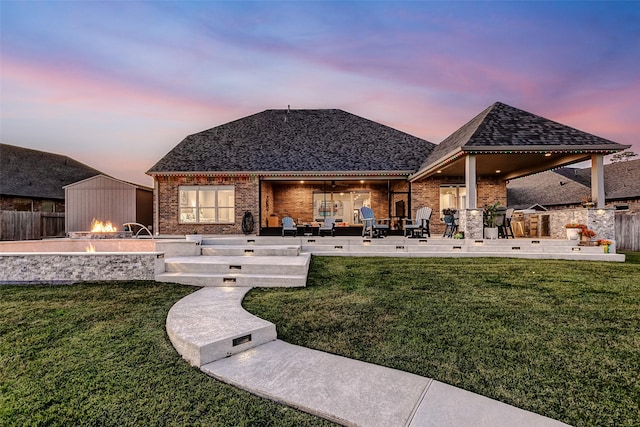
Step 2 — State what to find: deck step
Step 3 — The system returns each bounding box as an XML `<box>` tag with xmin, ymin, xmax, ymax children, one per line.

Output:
<box><xmin>165</xmin><ymin>255</ymin><xmax>309</xmax><ymax>276</ymax></box>
<box><xmin>201</xmin><ymin>245</ymin><xmax>301</xmax><ymax>256</ymax></box>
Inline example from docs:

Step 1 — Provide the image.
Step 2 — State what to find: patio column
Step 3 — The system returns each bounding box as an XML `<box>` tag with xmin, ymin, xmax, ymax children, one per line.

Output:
<box><xmin>591</xmin><ymin>154</ymin><xmax>605</xmax><ymax>208</ymax></box>
<box><xmin>465</xmin><ymin>154</ymin><xmax>477</xmax><ymax>209</ymax></box>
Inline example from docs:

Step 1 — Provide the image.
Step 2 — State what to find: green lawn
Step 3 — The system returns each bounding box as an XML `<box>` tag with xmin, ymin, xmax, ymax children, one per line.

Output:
<box><xmin>2</xmin><ymin>255</ymin><xmax>639</xmax><ymax>426</ymax></box>
<box><xmin>244</xmin><ymin>254</ymin><xmax>640</xmax><ymax>427</ymax></box>
<box><xmin>0</xmin><ymin>282</ymin><xmax>332</xmax><ymax>427</ymax></box>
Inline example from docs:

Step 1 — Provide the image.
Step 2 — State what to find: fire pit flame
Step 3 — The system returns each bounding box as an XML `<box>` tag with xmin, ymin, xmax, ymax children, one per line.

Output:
<box><xmin>86</xmin><ymin>243</ymin><xmax>96</xmax><ymax>253</ymax></box>
<box><xmin>91</xmin><ymin>219</ymin><xmax>117</xmax><ymax>233</ymax></box>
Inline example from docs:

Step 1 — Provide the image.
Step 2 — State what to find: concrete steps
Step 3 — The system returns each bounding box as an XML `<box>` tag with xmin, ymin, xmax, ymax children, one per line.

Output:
<box><xmin>201</xmin><ymin>245</ymin><xmax>301</xmax><ymax>256</ymax></box>
<box><xmin>166</xmin><ymin>287</ymin><xmax>277</xmax><ymax>367</ymax></box>
<box><xmin>156</xmin><ymin>249</ymin><xmax>311</xmax><ymax>288</ymax></box>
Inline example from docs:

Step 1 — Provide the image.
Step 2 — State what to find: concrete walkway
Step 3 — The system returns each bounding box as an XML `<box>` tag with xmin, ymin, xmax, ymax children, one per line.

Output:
<box><xmin>167</xmin><ymin>287</ymin><xmax>570</xmax><ymax>427</ymax></box>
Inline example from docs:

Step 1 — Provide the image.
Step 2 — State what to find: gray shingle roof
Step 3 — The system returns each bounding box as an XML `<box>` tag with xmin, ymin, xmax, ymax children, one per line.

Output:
<box><xmin>418</xmin><ymin>102</ymin><xmax>627</xmax><ymax>171</ymax></box>
<box><xmin>507</xmin><ymin>159</ymin><xmax>640</xmax><ymax>208</ymax></box>
<box><xmin>147</xmin><ymin>109</ymin><xmax>435</xmax><ymax>174</ymax></box>
<box><xmin>0</xmin><ymin>144</ymin><xmax>103</xmax><ymax>200</ymax></box>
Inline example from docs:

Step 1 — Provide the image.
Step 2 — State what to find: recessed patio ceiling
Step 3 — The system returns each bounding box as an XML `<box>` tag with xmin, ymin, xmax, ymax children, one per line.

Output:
<box><xmin>432</xmin><ymin>152</ymin><xmax>594</xmax><ymax>180</ymax></box>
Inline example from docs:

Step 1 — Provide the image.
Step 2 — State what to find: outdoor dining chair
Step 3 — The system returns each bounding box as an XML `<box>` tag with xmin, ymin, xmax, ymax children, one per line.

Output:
<box><xmin>404</xmin><ymin>207</ymin><xmax>432</xmax><ymax>238</ymax></box>
<box><xmin>282</xmin><ymin>217</ymin><xmax>297</xmax><ymax>237</ymax></box>
<box><xmin>442</xmin><ymin>211</ymin><xmax>458</xmax><ymax>238</ymax></box>
<box><xmin>499</xmin><ymin>208</ymin><xmax>515</xmax><ymax>239</ymax></box>
<box><xmin>319</xmin><ymin>217</ymin><xmax>336</xmax><ymax>237</ymax></box>
<box><xmin>359</xmin><ymin>206</ymin><xmax>390</xmax><ymax>238</ymax></box>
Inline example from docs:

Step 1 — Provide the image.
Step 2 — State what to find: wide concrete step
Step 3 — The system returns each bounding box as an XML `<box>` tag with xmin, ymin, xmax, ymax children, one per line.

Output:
<box><xmin>166</xmin><ymin>287</ymin><xmax>277</xmax><ymax>367</ymax></box>
<box><xmin>201</xmin><ymin>245</ymin><xmax>301</xmax><ymax>256</ymax></box>
<box><xmin>157</xmin><ymin>272</ymin><xmax>308</xmax><ymax>287</ymax></box>
<box><xmin>165</xmin><ymin>255</ymin><xmax>310</xmax><ymax>276</ymax></box>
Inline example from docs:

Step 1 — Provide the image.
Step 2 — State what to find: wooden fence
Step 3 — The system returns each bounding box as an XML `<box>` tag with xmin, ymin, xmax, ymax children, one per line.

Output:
<box><xmin>615</xmin><ymin>213</ymin><xmax>640</xmax><ymax>251</ymax></box>
<box><xmin>0</xmin><ymin>211</ymin><xmax>65</xmax><ymax>241</ymax></box>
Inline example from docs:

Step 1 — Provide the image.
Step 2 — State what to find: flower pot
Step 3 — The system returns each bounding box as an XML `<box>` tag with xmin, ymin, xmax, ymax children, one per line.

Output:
<box><xmin>603</xmin><ymin>244</ymin><xmax>610</xmax><ymax>254</ymax></box>
<box><xmin>484</xmin><ymin>227</ymin><xmax>499</xmax><ymax>239</ymax></box>
<box><xmin>186</xmin><ymin>234</ymin><xmax>203</xmax><ymax>245</ymax></box>
<box><xmin>566</xmin><ymin>228</ymin><xmax>581</xmax><ymax>240</ymax></box>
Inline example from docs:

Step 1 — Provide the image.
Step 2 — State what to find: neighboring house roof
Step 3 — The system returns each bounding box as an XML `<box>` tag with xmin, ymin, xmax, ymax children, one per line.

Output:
<box><xmin>147</xmin><ymin>109</ymin><xmax>436</xmax><ymax>175</ymax></box>
<box><xmin>0</xmin><ymin>143</ymin><xmax>103</xmax><ymax>200</ymax></box>
<box><xmin>64</xmin><ymin>174</ymin><xmax>153</xmax><ymax>192</ymax></box>
<box><xmin>413</xmin><ymin>102</ymin><xmax>629</xmax><ymax>179</ymax></box>
<box><xmin>507</xmin><ymin>159</ymin><xmax>640</xmax><ymax>209</ymax></box>
<box><xmin>507</xmin><ymin>170</ymin><xmax>590</xmax><ymax>209</ymax></box>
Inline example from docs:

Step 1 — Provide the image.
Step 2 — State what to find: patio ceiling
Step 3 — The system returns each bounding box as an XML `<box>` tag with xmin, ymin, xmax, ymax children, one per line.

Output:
<box><xmin>429</xmin><ymin>151</ymin><xmax>595</xmax><ymax>181</ymax></box>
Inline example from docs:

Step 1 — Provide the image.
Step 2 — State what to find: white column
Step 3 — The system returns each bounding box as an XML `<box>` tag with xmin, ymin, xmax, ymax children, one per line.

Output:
<box><xmin>591</xmin><ymin>154</ymin><xmax>605</xmax><ymax>208</ymax></box>
<box><xmin>465</xmin><ymin>154</ymin><xmax>477</xmax><ymax>209</ymax></box>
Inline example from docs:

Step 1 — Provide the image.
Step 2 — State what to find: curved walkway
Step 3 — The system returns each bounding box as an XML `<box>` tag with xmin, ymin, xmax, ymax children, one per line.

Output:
<box><xmin>167</xmin><ymin>287</ymin><xmax>569</xmax><ymax>427</ymax></box>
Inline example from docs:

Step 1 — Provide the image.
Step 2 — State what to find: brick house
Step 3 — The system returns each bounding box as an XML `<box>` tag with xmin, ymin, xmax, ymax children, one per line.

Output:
<box><xmin>1</xmin><ymin>143</ymin><xmax>102</xmax><ymax>213</ymax></box>
<box><xmin>508</xmin><ymin>159</ymin><xmax>640</xmax><ymax>213</ymax></box>
<box><xmin>147</xmin><ymin>102</ymin><xmax>629</xmax><ymax>236</ymax></box>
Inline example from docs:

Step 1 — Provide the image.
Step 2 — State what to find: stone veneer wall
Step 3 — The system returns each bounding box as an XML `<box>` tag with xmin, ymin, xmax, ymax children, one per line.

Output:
<box><xmin>547</xmin><ymin>208</ymin><xmax>615</xmax><ymax>240</ymax></box>
<box><xmin>0</xmin><ymin>253</ymin><xmax>164</xmax><ymax>284</ymax></box>
<box><xmin>155</xmin><ymin>175</ymin><xmax>259</xmax><ymax>235</ymax></box>
<box><xmin>458</xmin><ymin>209</ymin><xmax>484</xmax><ymax>239</ymax></box>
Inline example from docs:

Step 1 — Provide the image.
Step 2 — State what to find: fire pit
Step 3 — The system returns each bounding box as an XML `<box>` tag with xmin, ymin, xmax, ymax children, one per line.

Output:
<box><xmin>68</xmin><ymin>219</ymin><xmax>132</xmax><ymax>239</ymax></box>
<box><xmin>68</xmin><ymin>231</ymin><xmax>132</xmax><ymax>239</ymax></box>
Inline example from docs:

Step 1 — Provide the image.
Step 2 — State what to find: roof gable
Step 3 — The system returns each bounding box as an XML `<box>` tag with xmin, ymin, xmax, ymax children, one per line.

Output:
<box><xmin>0</xmin><ymin>144</ymin><xmax>103</xmax><ymax>200</ymax></box>
<box><xmin>147</xmin><ymin>109</ymin><xmax>435</xmax><ymax>175</ymax></box>
<box><xmin>416</xmin><ymin>102</ymin><xmax>627</xmax><ymax>175</ymax></box>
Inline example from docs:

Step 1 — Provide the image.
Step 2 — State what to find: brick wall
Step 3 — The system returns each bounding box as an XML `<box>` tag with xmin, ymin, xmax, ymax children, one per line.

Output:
<box><xmin>155</xmin><ymin>175</ymin><xmax>259</xmax><ymax>235</ymax></box>
<box><xmin>411</xmin><ymin>176</ymin><xmax>507</xmax><ymax>235</ymax></box>
<box><xmin>268</xmin><ymin>181</ymin><xmax>392</xmax><ymax>225</ymax></box>
<box><xmin>1</xmin><ymin>196</ymin><xmax>64</xmax><ymax>212</ymax></box>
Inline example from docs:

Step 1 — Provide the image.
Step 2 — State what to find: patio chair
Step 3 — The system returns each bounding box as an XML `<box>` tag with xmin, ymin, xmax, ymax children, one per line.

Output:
<box><xmin>319</xmin><ymin>217</ymin><xmax>335</xmax><ymax>237</ymax></box>
<box><xmin>404</xmin><ymin>207</ymin><xmax>432</xmax><ymax>238</ymax></box>
<box><xmin>499</xmin><ymin>208</ymin><xmax>515</xmax><ymax>239</ymax></box>
<box><xmin>282</xmin><ymin>217</ymin><xmax>297</xmax><ymax>237</ymax></box>
<box><xmin>359</xmin><ymin>206</ymin><xmax>390</xmax><ymax>238</ymax></box>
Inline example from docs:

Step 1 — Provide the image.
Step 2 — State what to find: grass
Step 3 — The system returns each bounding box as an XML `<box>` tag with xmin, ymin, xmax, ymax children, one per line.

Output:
<box><xmin>243</xmin><ymin>255</ymin><xmax>640</xmax><ymax>427</ymax></box>
<box><xmin>2</xmin><ymin>255</ymin><xmax>639</xmax><ymax>426</ymax></box>
<box><xmin>0</xmin><ymin>282</ymin><xmax>333</xmax><ymax>426</ymax></box>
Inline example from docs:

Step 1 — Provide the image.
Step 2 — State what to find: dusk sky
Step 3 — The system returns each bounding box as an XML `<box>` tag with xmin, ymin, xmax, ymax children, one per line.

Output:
<box><xmin>2</xmin><ymin>1</ymin><xmax>639</xmax><ymax>186</ymax></box>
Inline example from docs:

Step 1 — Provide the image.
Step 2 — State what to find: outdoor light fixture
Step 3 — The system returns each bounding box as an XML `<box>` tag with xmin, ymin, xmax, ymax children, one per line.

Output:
<box><xmin>437</xmin><ymin>170</ymin><xmax>442</xmax><ymax>174</ymax></box>
<box><xmin>544</xmin><ymin>153</ymin><xmax>552</xmax><ymax>157</ymax></box>
<box><xmin>495</xmin><ymin>169</ymin><xmax>501</xmax><ymax>173</ymax></box>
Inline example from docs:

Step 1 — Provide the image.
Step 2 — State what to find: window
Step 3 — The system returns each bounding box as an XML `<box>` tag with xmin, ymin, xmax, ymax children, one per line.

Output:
<box><xmin>179</xmin><ymin>186</ymin><xmax>235</xmax><ymax>224</ymax></box>
<box><xmin>13</xmin><ymin>198</ymin><xmax>33</xmax><ymax>211</ymax></box>
<box><xmin>439</xmin><ymin>185</ymin><xmax>466</xmax><ymax>217</ymax></box>
<box><xmin>313</xmin><ymin>191</ymin><xmax>370</xmax><ymax>224</ymax></box>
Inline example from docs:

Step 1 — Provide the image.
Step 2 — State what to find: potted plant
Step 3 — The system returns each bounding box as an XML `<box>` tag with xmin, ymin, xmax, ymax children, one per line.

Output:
<box><xmin>581</xmin><ymin>195</ymin><xmax>595</xmax><ymax>208</ymax></box>
<box><xmin>483</xmin><ymin>201</ymin><xmax>501</xmax><ymax>239</ymax></box>
<box><xmin>581</xmin><ymin>228</ymin><xmax>596</xmax><ymax>242</ymax></box>
<box><xmin>565</xmin><ymin>223</ymin><xmax>584</xmax><ymax>240</ymax></box>
<box><xmin>597</xmin><ymin>239</ymin><xmax>613</xmax><ymax>253</ymax></box>
<box><xmin>185</xmin><ymin>228</ymin><xmax>203</xmax><ymax>245</ymax></box>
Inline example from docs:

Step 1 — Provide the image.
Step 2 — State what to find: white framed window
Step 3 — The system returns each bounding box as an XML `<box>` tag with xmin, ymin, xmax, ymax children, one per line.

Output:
<box><xmin>439</xmin><ymin>185</ymin><xmax>466</xmax><ymax>218</ymax></box>
<box><xmin>179</xmin><ymin>186</ymin><xmax>235</xmax><ymax>224</ymax></box>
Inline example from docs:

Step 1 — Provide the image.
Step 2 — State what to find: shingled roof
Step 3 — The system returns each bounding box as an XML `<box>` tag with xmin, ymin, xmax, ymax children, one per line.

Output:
<box><xmin>147</xmin><ymin>109</ymin><xmax>435</xmax><ymax>175</ymax></box>
<box><xmin>0</xmin><ymin>143</ymin><xmax>103</xmax><ymax>200</ymax></box>
<box><xmin>414</xmin><ymin>102</ymin><xmax>628</xmax><ymax>178</ymax></box>
<box><xmin>507</xmin><ymin>159</ymin><xmax>640</xmax><ymax>209</ymax></box>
